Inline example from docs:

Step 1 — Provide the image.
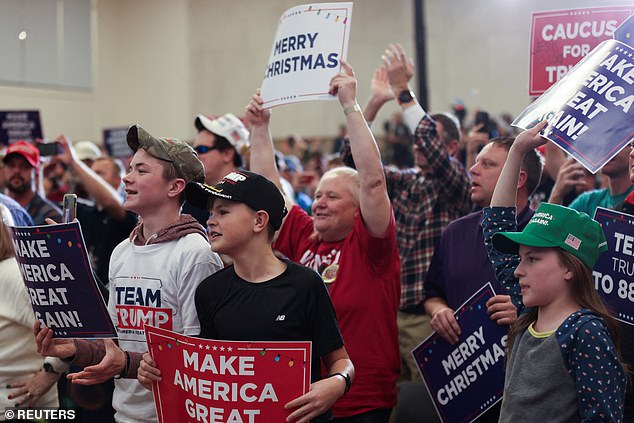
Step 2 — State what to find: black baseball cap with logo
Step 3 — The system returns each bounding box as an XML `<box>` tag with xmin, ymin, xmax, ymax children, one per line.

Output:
<box><xmin>185</xmin><ymin>170</ymin><xmax>287</xmax><ymax>230</ymax></box>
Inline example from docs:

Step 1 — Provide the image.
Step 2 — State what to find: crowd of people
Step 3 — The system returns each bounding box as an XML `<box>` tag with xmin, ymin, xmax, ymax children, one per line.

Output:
<box><xmin>0</xmin><ymin>42</ymin><xmax>632</xmax><ymax>423</ymax></box>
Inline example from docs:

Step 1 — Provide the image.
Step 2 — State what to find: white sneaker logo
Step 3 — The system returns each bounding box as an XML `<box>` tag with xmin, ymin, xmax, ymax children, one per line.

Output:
<box><xmin>275</xmin><ymin>315</ymin><xmax>286</xmax><ymax>321</ymax></box>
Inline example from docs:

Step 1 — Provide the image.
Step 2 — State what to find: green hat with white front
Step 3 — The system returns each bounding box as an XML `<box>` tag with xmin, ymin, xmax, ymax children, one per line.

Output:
<box><xmin>492</xmin><ymin>203</ymin><xmax>608</xmax><ymax>269</ymax></box>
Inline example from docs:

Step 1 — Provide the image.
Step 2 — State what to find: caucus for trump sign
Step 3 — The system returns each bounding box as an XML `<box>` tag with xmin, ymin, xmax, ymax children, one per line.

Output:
<box><xmin>413</xmin><ymin>284</ymin><xmax>507</xmax><ymax>423</ymax></box>
<box><xmin>529</xmin><ymin>6</ymin><xmax>634</xmax><ymax>96</ymax></box>
<box><xmin>260</xmin><ymin>2</ymin><xmax>352</xmax><ymax>108</ymax></box>
<box><xmin>9</xmin><ymin>222</ymin><xmax>116</xmax><ymax>338</ymax></box>
<box><xmin>145</xmin><ymin>326</ymin><xmax>311</xmax><ymax>423</ymax></box>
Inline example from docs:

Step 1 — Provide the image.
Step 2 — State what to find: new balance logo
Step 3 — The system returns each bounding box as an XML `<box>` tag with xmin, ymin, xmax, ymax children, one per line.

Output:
<box><xmin>275</xmin><ymin>315</ymin><xmax>286</xmax><ymax>321</ymax></box>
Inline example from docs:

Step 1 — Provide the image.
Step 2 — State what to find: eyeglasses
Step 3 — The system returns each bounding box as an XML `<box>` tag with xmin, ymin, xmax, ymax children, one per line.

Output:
<box><xmin>193</xmin><ymin>145</ymin><xmax>219</xmax><ymax>154</ymax></box>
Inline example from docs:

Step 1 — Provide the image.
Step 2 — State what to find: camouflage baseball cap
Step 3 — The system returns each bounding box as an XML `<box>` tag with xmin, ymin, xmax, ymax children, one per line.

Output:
<box><xmin>126</xmin><ymin>124</ymin><xmax>205</xmax><ymax>183</ymax></box>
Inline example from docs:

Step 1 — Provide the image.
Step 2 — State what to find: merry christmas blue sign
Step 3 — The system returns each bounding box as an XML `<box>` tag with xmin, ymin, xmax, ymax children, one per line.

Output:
<box><xmin>413</xmin><ymin>283</ymin><xmax>507</xmax><ymax>423</ymax></box>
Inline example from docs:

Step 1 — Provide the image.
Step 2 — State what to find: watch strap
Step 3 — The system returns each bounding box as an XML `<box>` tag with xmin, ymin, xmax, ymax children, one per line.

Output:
<box><xmin>343</xmin><ymin>103</ymin><xmax>362</xmax><ymax>116</ymax></box>
<box><xmin>328</xmin><ymin>372</ymin><xmax>351</xmax><ymax>393</ymax></box>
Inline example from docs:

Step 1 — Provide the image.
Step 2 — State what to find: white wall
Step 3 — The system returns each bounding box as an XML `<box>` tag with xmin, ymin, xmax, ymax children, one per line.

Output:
<box><xmin>425</xmin><ymin>0</ymin><xmax>634</xmax><ymax>119</ymax></box>
<box><xmin>188</xmin><ymin>0</ymin><xmax>415</xmax><ymax>139</ymax></box>
<box><xmin>95</xmin><ymin>0</ymin><xmax>191</xmax><ymax>139</ymax></box>
<box><xmin>0</xmin><ymin>0</ymin><xmax>632</xmax><ymax>142</ymax></box>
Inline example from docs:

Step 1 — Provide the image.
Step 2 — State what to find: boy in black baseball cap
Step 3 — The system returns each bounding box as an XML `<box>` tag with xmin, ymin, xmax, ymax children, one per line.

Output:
<box><xmin>139</xmin><ymin>169</ymin><xmax>355</xmax><ymax>422</ymax></box>
<box><xmin>185</xmin><ymin>169</ymin><xmax>287</xmax><ymax>236</ymax></box>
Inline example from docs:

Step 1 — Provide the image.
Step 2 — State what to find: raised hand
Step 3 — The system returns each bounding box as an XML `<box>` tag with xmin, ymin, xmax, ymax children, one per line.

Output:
<box><xmin>382</xmin><ymin>43</ymin><xmax>414</xmax><ymax>92</ymax></box>
<box><xmin>245</xmin><ymin>89</ymin><xmax>271</xmax><ymax>128</ymax></box>
<box><xmin>34</xmin><ymin>320</ymin><xmax>76</xmax><ymax>360</ymax></box>
<box><xmin>328</xmin><ymin>59</ymin><xmax>357</xmax><ymax>107</ymax></box>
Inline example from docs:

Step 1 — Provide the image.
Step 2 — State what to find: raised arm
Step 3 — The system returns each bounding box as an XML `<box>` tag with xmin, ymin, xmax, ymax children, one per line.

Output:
<box><xmin>246</xmin><ymin>90</ymin><xmax>295</xmax><ymax>218</ymax></box>
<box><xmin>490</xmin><ymin>121</ymin><xmax>548</xmax><ymax>207</ymax></box>
<box><xmin>329</xmin><ymin>60</ymin><xmax>391</xmax><ymax>237</ymax></box>
<box><xmin>55</xmin><ymin>135</ymin><xmax>127</xmax><ymax>221</ymax></box>
<box><xmin>482</xmin><ymin>122</ymin><xmax>548</xmax><ymax>311</ymax></box>
<box><xmin>383</xmin><ymin>44</ymin><xmax>422</xmax><ymax>129</ymax></box>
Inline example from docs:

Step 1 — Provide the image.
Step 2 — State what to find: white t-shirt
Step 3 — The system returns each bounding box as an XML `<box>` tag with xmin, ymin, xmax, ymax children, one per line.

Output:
<box><xmin>108</xmin><ymin>233</ymin><xmax>222</xmax><ymax>423</ymax></box>
<box><xmin>0</xmin><ymin>258</ymin><xmax>58</xmax><ymax>413</ymax></box>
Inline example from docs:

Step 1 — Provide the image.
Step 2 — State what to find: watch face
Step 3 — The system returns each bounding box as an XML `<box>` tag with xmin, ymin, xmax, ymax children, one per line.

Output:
<box><xmin>398</xmin><ymin>90</ymin><xmax>414</xmax><ymax>104</ymax></box>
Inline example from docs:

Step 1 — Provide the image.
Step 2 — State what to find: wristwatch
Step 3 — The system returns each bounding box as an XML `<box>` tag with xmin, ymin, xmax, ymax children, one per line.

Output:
<box><xmin>329</xmin><ymin>372</ymin><xmax>352</xmax><ymax>393</ymax></box>
<box><xmin>43</xmin><ymin>362</ymin><xmax>60</xmax><ymax>375</ymax></box>
<box><xmin>397</xmin><ymin>89</ymin><xmax>415</xmax><ymax>105</ymax></box>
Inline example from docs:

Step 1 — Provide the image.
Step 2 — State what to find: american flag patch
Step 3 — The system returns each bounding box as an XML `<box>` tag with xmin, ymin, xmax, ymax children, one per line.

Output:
<box><xmin>565</xmin><ymin>234</ymin><xmax>581</xmax><ymax>250</ymax></box>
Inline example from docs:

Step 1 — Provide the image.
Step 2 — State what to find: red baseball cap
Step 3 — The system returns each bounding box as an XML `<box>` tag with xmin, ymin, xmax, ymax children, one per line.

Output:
<box><xmin>3</xmin><ymin>141</ymin><xmax>40</xmax><ymax>169</ymax></box>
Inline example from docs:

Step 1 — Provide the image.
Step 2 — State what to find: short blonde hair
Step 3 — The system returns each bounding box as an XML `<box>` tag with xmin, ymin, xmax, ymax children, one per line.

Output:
<box><xmin>319</xmin><ymin>167</ymin><xmax>360</xmax><ymax>205</ymax></box>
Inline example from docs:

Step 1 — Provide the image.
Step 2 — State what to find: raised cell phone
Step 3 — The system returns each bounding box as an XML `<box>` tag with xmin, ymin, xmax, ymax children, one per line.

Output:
<box><xmin>62</xmin><ymin>194</ymin><xmax>77</xmax><ymax>223</ymax></box>
<box><xmin>36</xmin><ymin>142</ymin><xmax>63</xmax><ymax>157</ymax></box>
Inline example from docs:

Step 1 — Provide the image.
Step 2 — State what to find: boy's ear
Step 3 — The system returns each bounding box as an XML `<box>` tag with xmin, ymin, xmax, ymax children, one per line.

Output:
<box><xmin>167</xmin><ymin>178</ymin><xmax>187</xmax><ymax>198</ymax></box>
<box><xmin>253</xmin><ymin>210</ymin><xmax>270</xmax><ymax>234</ymax></box>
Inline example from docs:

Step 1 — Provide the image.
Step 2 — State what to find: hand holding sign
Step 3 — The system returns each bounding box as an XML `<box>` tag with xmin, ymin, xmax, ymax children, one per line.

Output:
<box><xmin>245</xmin><ymin>89</ymin><xmax>271</xmax><ymax>128</ymax></box>
<box><xmin>328</xmin><ymin>60</ymin><xmax>357</xmax><ymax>107</ymax></box>
<box><xmin>34</xmin><ymin>320</ymin><xmax>76</xmax><ymax>360</ymax></box>
<box><xmin>431</xmin><ymin>308</ymin><xmax>462</xmax><ymax>345</ymax></box>
<box><xmin>512</xmin><ymin>120</ymin><xmax>549</xmax><ymax>153</ymax></box>
<box><xmin>485</xmin><ymin>295</ymin><xmax>517</xmax><ymax>326</ymax></box>
<box><xmin>138</xmin><ymin>352</ymin><xmax>161</xmax><ymax>390</ymax></box>
<box><xmin>284</xmin><ymin>360</ymin><xmax>348</xmax><ymax>423</ymax></box>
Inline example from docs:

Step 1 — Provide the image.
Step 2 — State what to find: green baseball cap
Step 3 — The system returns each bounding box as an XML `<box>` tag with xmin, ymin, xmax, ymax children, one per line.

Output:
<box><xmin>127</xmin><ymin>124</ymin><xmax>205</xmax><ymax>183</ymax></box>
<box><xmin>492</xmin><ymin>203</ymin><xmax>608</xmax><ymax>269</ymax></box>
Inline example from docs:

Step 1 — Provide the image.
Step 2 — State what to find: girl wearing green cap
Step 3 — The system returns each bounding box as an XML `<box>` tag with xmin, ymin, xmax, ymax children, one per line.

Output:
<box><xmin>481</xmin><ymin>121</ymin><xmax>627</xmax><ymax>422</ymax></box>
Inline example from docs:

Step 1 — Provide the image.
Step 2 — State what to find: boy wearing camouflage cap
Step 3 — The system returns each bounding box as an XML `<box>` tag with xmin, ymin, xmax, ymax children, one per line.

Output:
<box><xmin>36</xmin><ymin>124</ymin><xmax>223</xmax><ymax>423</ymax></box>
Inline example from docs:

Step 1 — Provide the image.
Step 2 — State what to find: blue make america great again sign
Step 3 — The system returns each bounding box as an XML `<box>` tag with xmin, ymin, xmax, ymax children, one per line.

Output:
<box><xmin>513</xmin><ymin>39</ymin><xmax>634</xmax><ymax>174</ymax></box>
<box><xmin>9</xmin><ymin>222</ymin><xmax>116</xmax><ymax>339</ymax></box>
